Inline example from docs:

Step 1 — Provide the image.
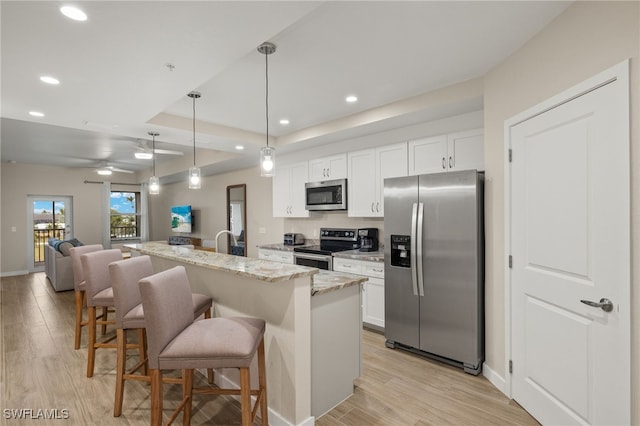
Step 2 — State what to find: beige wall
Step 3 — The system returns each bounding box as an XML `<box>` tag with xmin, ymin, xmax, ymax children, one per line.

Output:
<box><xmin>149</xmin><ymin>165</ymin><xmax>281</xmax><ymax>258</ymax></box>
<box><xmin>483</xmin><ymin>1</ymin><xmax>639</xmax><ymax>421</ymax></box>
<box><xmin>0</xmin><ymin>162</ymin><xmax>138</xmax><ymax>273</ymax></box>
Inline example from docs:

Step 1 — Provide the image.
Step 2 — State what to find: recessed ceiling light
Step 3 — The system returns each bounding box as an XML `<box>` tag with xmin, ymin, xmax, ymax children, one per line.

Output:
<box><xmin>235</xmin><ymin>145</ymin><xmax>245</xmax><ymax>150</ymax></box>
<box><xmin>279</xmin><ymin>119</ymin><xmax>290</xmax><ymax>125</ymax></box>
<box><xmin>135</xmin><ymin>152</ymin><xmax>153</xmax><ymax>160</ymax></box>
<box><xmin>29</xmin><ymin>111</ymin><xmax>44</xmax><ymax>117</ymax></box>
<box><xmin>60</xmin><ymin>6</ymin><xmax>87</xmax><ymax>21</ymax></box>
<box><xmin>40</xmin><ymin>76</ymin><xmax>60</xmax><ymax>85</ymax></box>
<box><xmin>345</xmin><ymin>95</ymin><xmax>358</xmax><ymax>103</ymax></box>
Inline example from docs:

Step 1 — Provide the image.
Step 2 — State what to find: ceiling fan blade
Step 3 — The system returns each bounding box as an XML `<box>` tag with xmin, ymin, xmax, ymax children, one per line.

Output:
<box><xmin>106</xmin><ymin>165</ymin><xmax>134</xmax><ymax>174</ymax></box>
<box><xmin>153</xmin><ymin>148</ymin><xmax>184</xmax><ymax>156</ymax></box>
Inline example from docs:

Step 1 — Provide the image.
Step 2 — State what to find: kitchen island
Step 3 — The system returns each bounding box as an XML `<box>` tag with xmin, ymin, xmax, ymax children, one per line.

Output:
<box><xmin>126</xmin><ymin>242</ymin><xmax>366</xmax><ymax>425</ymax></box>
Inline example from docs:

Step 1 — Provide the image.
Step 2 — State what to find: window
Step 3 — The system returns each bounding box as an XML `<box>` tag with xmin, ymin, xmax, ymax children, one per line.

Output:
<box><xmin>110</xmin><ymin>191</ymin><xmax>140</xmax><ymax>239</ymax></box>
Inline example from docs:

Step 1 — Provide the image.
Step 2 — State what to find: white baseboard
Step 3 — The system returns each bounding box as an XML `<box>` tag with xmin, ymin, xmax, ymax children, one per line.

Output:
<box><xmin>0</xmin><ymin>270</ymin><xmax>29</xmax><ymax>278</ymax></box>
<box><xmin>197</xmin><ymin>368</ymin><xmax>315</xmax><ymax>426</ymax></box>
<box><xmin>482</xmin><ymin>363</ymin><xmax>507</xmax><ymax>396</ymax></box>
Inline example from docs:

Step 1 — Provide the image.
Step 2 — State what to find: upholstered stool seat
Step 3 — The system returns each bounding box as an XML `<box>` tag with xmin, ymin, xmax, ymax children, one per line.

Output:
<box><xmin>139</xmin><ymin>266</ymin><xmax>268</xmax><ymax>426</ymax></box>
<box><xmin>109</xmin><ymin>256</ymin><xmax>214</xmax><ymax>417</ymax></box>
<box><xmin>157</xmin><ymin>317</ymin><xmax>264</xmax><ymax>368</ymax></box>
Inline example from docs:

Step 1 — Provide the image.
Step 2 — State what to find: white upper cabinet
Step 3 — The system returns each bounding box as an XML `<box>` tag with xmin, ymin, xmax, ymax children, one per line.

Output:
<box><xmin>308</xmin><ymin>154</ymin><xmax>347</xmax><ymax>182</ymax></box>
<box><xmin>272</xmin><ymin>162</ymin><xmax>310</xmax><ymax>218</ymax></box>
<box><xmin>348</xmin><ymin>143</ymin><xmax>407</xmax><ymax>217</ymax></box>
<box><xmin>447</xmin><ymin>128</ymin><xmax>484</xmax><ymax>171</ymax></box>
<box><xmin>408</xmin><ymin>134</ymin><xmax>448</xmax><ymax>175</ymax></box>
<box><xmin>408</xmin><ymin>128</ymin><xmax>484</xmax><ymax>175</ymax></box>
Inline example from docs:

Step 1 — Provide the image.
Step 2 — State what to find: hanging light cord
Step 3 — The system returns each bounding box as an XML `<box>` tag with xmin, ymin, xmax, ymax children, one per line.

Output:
<box><xmin>192</xmin><ymin>94</ymin><xmax>196</xmax><ymax>167</ymax></box>
<box><xmin>265</xmin><ymin>49</ymin><xmax>269</xmax><ymax>149</ymax></box>
<box><xmin>152</xmin><ymin>135</ymin><xmax>156</xmax><ymax>176</ymax></box>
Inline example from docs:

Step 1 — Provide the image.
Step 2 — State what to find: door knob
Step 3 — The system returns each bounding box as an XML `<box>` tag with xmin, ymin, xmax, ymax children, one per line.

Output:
<box><xmin>580</xmin><ymin>298</ymin><xmax>614</xmax><ymax>312</ymax></box>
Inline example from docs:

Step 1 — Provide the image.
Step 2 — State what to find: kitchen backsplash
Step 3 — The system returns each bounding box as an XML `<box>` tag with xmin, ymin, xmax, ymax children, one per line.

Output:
<box><xmin>283</xmin><ymin>212</ymin><xmax>384</xmax><ymax>245</ymax></box>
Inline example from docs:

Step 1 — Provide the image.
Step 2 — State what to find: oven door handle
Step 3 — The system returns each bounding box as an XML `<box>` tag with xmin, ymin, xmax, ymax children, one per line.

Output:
<box><xmin>294</xmin><ymin>252</ymin><xmax>332</xmax><ymax>262</ymax></box>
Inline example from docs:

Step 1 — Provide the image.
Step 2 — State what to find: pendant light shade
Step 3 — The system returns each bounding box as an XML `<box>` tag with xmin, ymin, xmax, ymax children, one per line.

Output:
<box><xmin>260</xmin><ymin>146</ymin><xmax>275</xmax><ymax>175</ymax></box>
<box><xmin>187</xmin><ymin>91</ymin><xmax>202</xmax><ymax>189</ymax></box>
<box><xmin>258</xmin><ymin>42</ymin><xmax>276</xmax><ymax>177</ymax></box>
<box><xmin>148</xmin><ymin>131</ymin><xmax>160</xmax><ymax>194</ymax></box>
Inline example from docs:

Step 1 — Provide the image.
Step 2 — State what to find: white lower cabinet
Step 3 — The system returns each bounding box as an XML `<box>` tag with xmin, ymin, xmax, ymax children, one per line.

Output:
<box><xmin>258</xmin><ymin>248</ymin><xmax>294</xmax><ymax>264</ymax></box>
<box><xmin>333</xmin><ymin>257</ymin><xmax>385</xmax><ymax>329</ymax></box>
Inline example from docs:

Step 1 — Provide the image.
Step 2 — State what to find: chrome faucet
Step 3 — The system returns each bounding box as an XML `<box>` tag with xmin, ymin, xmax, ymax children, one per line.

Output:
<box><xmin>215</xmin><ymin>230</ymin><xmax>238</xmax><ymax>253</ymax></box>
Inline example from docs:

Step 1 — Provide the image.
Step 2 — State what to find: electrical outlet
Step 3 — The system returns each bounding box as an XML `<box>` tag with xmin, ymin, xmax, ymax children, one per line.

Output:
<box><xmin>259</xmin><ymin>227</ymin><xmax>266</xmax><ymax>234</ymax></box>
<box><xmin>11</xmin><ymin>226</ymin><xmax>16</xmax><ymax>232</ymax></box>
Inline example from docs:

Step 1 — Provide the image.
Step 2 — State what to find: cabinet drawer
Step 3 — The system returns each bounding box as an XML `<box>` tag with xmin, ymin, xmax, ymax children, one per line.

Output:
<box><xmin>259</xmin><ymin>249</ymin><xmax>293</xmax><ymax>264</ymax></box>
<box><xmin>333</xmin><ymin>258</ymin><xmax>362</xmax><ymax>275</ymax></box>
<box><xmin>362</xmin><ymin>262</ymin><xmax>384</xmax><ymax>278</ymax></box>
<box><xmin>275</xmin><ymin>252</ymin><xmax>293</xmax><ymax>264</ymax></box>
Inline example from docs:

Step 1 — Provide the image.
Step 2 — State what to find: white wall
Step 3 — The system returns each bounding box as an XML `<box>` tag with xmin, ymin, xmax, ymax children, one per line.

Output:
<box><xmin>483</xmin><ymin>1</ymin><xmax>639</xmax><ymax>421</ymax></box>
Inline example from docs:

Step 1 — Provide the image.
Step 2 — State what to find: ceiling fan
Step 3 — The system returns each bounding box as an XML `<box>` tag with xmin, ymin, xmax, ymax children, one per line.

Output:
<box><xmin>134</xmin><ymin>139</ymin><xmax>184</xmax><ymax>159</ymax></box>
<box><xmin>95</xmin><ymin>161</ymin><xmax>134</xmax><ymax>175</ymax></box>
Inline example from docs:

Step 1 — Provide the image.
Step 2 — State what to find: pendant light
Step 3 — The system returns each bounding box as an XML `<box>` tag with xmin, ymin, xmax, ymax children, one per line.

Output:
<box><xmin>148</xmin><ymin>131</ymin><xmax>160</xmax><ymax>194</ymax></box>
<box><xmin>258</xmin><ymin>42</ymin><xmax>276</xmax><ymax>177</ymax></box>
<box><xmin>187</xmin><ymin>91</ymin><xmax>202</xmax><ymax>189</ymax></box>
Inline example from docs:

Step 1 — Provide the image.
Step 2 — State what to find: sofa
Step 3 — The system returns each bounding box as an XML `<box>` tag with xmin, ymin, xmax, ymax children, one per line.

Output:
<box><xmin>44</xmin><ymin>243</ymin><xmax>75</xmax><ymax>292</ymax></box>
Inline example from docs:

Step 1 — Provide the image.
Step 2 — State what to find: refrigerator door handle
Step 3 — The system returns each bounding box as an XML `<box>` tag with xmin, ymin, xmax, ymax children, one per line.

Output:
<box><xmin>416</xmin><ymin>202</ymin><xmax>425</xmax><ymax>296</ymax></box>
<box><xmin>410</xmin><ymin>203</ymin><xmax>419</xmax><ymax>296</ymax></box>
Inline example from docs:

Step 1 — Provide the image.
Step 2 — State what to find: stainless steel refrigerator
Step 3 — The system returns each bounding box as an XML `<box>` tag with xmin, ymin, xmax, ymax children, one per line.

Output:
<box><xmin>383</xmin><ymin>170</ymin><xmax>484</xmax><ymax>375</ymax></box>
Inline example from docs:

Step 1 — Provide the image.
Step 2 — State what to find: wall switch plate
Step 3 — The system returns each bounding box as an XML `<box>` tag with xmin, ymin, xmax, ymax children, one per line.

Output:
<box><xmin>259</xmin><ymin>227</ymin><xmax>266</xmax><ymax>234</ymax></box>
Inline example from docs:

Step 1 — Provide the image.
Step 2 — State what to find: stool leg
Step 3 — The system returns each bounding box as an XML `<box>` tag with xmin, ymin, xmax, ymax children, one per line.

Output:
<box><xmin>100</xmin><ymin>307</ymin><xmax>109</xmax><ymax>335</ymax></box>
<box><xmin>257</xmin><ymin>339</ymin><xmax>268</xmax><ymax>426</ymax></box>
<box><xmin>86</xmin><ymin>306</ymin><xmax>96</xmax><ymax>378</ymax></box>
<box><xmin>204</xmin><ymin>309</ymin><xmax>214</xmax><ymax>384</ymax></box>
<box><xmin>240</xmin><ymin>367</ymin><xmax>251</xmax><ymax>426</ymax></box>
<box><xmin>137</xmin><ymin>328</ymin><xmax>148</xmax><ymax>376</ymax></box>
<box><xmin>182</xmin><ymin>369</ymin><xmax>193</xmax><ymax>426</ymax></box>
<box><xmin>74</xmin><ymin>290</ymin><xmax>84</xmax><ymax>349</ymax></box>
<box><xmin>150</xmin><ymin>369</ymin><xmax>163</xmax><ymax>426</ymax></box>
<box><xmin>114</xmin><ymin>328</ymin><xmax>126</xmax><ymax>417</ymax></box>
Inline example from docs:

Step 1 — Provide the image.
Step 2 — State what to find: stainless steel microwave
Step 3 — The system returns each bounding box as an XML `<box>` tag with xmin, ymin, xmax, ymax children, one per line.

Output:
<box><xmin>305</xmin><ymin>178</ymin><xmax>347</xmax><ymax>211</ymax></box>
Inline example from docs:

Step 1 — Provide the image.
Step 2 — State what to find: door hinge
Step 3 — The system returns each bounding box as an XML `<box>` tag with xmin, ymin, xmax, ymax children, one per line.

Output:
<box><xmin>508</xmin><ymin>255</ymin><xmax>513</xmax><ymax>268</ymax></box>
<box><xmin>509</xmin><ymin>149</ymin><xmax>513</xmax><ymax>162</ymax></box>
<box><xmin>509</xmin><ymin>360</ymin><xmax>513</xmax><ymax>374</ymax></box>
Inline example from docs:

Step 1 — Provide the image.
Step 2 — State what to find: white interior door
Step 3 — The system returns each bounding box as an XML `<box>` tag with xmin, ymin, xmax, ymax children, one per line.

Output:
<box><xmin>508</xmin><ymin>61</ymin><xmax>630</xmax><ymax>425</ymax></box>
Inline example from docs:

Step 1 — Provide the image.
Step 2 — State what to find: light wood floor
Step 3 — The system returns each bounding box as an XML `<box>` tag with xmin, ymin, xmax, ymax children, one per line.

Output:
<box><xmin>1</xmin><ymin>272</ymin><xmax>539</xmax><ymax>425</ymax></box>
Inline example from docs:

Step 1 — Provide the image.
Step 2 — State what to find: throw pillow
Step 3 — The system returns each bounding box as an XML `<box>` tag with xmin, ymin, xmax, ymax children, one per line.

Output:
<box><xmin>58</xmin><ymin>242</ymin><xmax>74</xmax><ymax>256</ymax></box>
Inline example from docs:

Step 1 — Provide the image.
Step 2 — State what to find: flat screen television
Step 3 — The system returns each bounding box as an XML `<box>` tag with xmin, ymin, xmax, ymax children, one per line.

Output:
<box><xmin>171</xmin><ymin>205</ymin><xmax>192</xmax><ymax>233</ymax></box>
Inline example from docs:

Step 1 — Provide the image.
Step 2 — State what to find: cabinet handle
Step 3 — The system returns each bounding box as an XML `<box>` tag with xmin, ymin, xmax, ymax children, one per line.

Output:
<box><xmin>372</xmin><ymin>268</ymin><xmax>383</xmax><ymax>273</ymax></box>
<box><xmin>371</xmin><ymin>202</ymin><xmax>375</xmax><ymax>212</ymax></box>
<box><xmin>376</xmin><ymin>202</ymin><xmax>380</xmax><ymax>212</ymax></box>
<box><xmin>323</xmin><ymin>168</ymin><xmax>326</xmax><ymax>177</ymax></box>
<box><xmin>326</xmin><ymin>168</ymin><xmax>330</xmax><ymax>177</ymax></box>
<box><xmin>342</xmin><ymin>264</ymin><xmax>351</xmax><ymax>268</ymax></box>
<box><xmin>442</xmin><ymin>157</ymin><xmax>446</xmax><ymax>169</ymax></box>
<box><xmin>449</xmin><ymin>156</ymin><xmax>453</xmax><ymax>169</ymax></box>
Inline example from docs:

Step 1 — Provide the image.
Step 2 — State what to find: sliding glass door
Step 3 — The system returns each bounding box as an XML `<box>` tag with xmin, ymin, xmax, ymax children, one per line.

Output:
<box><xmin>27</xmin><ymin>195</ymin><xmax>73</xmax><ymax>271</ymax></box>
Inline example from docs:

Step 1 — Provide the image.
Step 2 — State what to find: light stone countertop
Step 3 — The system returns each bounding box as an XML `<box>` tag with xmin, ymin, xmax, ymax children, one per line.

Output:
<box><xmin>256</xmin><ymin>241</ymin><xmax>318</xmax><ymax>251</ymax></box>
<box><xmin>126</xmin><ymin>242</ymin><xmax>365</xmax><ymax>296</ymax></box>
<box><xmin>332</xmin><ymin>248</ymin><xmax>385</xmax><ymax>263</ymax></box>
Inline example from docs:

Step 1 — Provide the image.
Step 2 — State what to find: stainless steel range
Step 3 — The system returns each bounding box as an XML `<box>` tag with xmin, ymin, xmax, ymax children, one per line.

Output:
<box><xmin>293</xmin><ymin>228</ymin><xmax>359</xmax><ymax>270</ymax></box>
